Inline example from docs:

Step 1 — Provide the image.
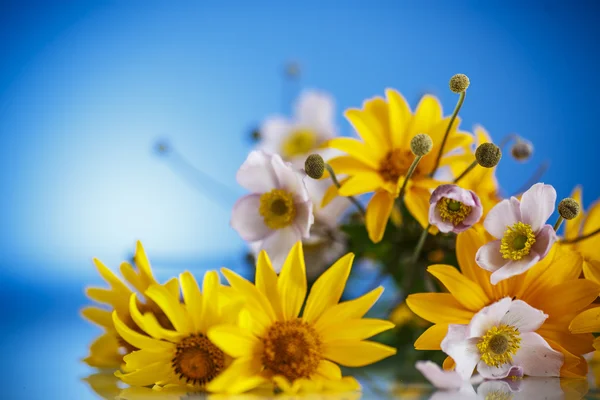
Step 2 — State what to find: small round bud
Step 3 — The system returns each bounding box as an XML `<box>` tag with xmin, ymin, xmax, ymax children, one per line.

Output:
<box><xmin>410</xmin><ymin>133</ymin><xmax>433</xmax><ymax>156</ymax></box>
<box><xmin>510</xmin><ymin>139</ymin><xmax>533</xmax><ymax>162</ymax></box>
<box><xmin>475</xmin><ymin>142</ymin><xmax>502</xmax><ymax>168</ymax></box>
<box><xmin>449</xmin><ymin>74</ymin><xmax>470</xmax><ymax>93</ymax></box>
<box><xmin>285</xmin><ymin>61</ymin><xmax>301</xmax><ymax>79</ymax></box>
<box><xmin>558</xmin><ymin>198</ymin><xmax>580</xmax><ymax>220</ymax></box>
<box><xmin>305</xmin><ymin>154</ymin><xmax>325</xmax><ymax>179</ymax></box>
<box><xmin>250</xmin><ymin>128</ymin><xmax>261</xmax><ymax>142</ymax></box>
<box><xmin>154</xmin><ymin>140</ymin><xmax>171</xmax><ymax>155</ymax></box>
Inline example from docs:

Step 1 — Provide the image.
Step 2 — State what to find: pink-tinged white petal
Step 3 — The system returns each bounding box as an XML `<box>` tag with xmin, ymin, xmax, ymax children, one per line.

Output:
<box><xmin>489</xmin><ymin>253</ymin><xmax>540</xmax><ymax>285</ymax></box>
<box><xmin>415</xmin><ymin>361</ymin><xmax>463</xmax><ymax>390</ymax></box>
<box><xmin>476</xmin><ymin>360</ymin><xmax>513</xmax><ymax>380</ymax></box>
<box><xmin>429</xmin><ymin>206</ymin><xmax>456</xmax><ymax>234</ymax></box>
<box><xmin>468</xmin><ymin>297</ymin><xmax>512</xmax><ymax>338</ymax></box>
<box><xmin>259</xmin><ymin>117</ymin><xmax>292</xmax><ymax>154</ymax></box>
<box><xmin>294</xmin><ymin>90</ymin><xmax>336</xmax><ymax>139</ymax></box>
<box><xmin>484</xmin><ymin>197</ymin><xmax>522</xmax><ymax>238</ymax></box>
<box><xmin>259</xmin><ymin>226</ymin><xmax>301</xmax><ymax>272</ymax></box>
<box><xmin>270</xmin><ymin>155</ymin><xmax>309</xmax><ymax>202</ymax></box>
<box><xmin>476</xmin><ymin>380</ymin><xmax>516</xmax><ymax>398</ymax></box>
<box><xmin>236</xmin><ymin>151</ymin><xmax>278</xmax><ymax>193</ymax></box>
<box><xmin>428</xmin><ymin>185</ymin><xmax>483</xmax><ymax>234</ymax></box>
<box><xmin>519</xmin><ymin>183</ymin><xmax>557</xmax><ymax>232</ymax></box>
<box><xmin>475</xmin><ymin>240</ymin><xmax>506</xmax><ymax>272</ymax></box>
<box><xmin>294</xmin><ymin>199</ymin><xmax>314</xmax><ymax>238</ymax></box>
<box><xmin>441</xmin><ymin>325</ymin><xmax>481</xmax><ymax>380</ymax></box>
<box><xmin>230</xmin><ymin>195</ymin><xmax>272</xmax><ymax>241</ymax></box>
<box><xmin>512</xmin><ymin>332</ymin><xmax>563</xmax><ymax>377</ymax></box>
<box><xmin>500</xmin><ymin>300</ymin><xmax>548</xmax><ymax>333</ymax></box>
<box><xmin>531</xmin><ymin>224</ymin><xmax>558</xmax><ymax>259</ymax></box>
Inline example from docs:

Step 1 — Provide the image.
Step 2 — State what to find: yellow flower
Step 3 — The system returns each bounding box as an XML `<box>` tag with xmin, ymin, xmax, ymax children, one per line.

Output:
<box><xmin>81</xmin><ymin>241</ymin><xmax>179</xmax><ymax>368</ymax></box>
<box><xmin>324</xmin><ymin>90</ymin><xmax>473</xmax><ymax>242</ymax></box>
<box><xmin>406</xmin><ymin>226</ymin><xmax>599</xmax><ymax>378</ymax></box>
<box><xmin>206</xmin><ymin>242</ymin><xmax>396</xmax><ymax>394</ymax></box>
<box><xmin>562</xmin><ymin>186</ymin><xmax>600</xmax><ymax>283</ymax></box>
<box><xmin>446</xmin><ymin>125</ymin><xmax>502</xmax><ymax>221</ymax></box>
<box><xmin>112</xmin><ymin>270</ymin><xmax>243</xmax><ymax>390</ymax></box>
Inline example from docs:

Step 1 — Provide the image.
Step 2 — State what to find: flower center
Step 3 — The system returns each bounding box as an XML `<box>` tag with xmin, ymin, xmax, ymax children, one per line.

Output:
<box><xmin>500</xmin><ymin>222</ymin><xmax>536</xmax><ymax>260</ymax></box>
<box><xmin>379</xmin><ymin>149</ymin><xmax>419</xmax><ymax>183</ymax></box>
<box><xmin>259</xmin><ymin>189</ymin><xmax>297</xmax><ymax>230</ymax></box>
<box><xmin>172</xmin><ymin>334</ymin><xmax>225</xmax><ymax>386</ymax></box>
<box><xmin>282</xmin><ymin>129</ymin><xmax>318</xmax><ymax>158</ymax></box>
<box><xmin>477</xmin><ymin>324</ymin><xmax>521</xmax><ymax>368</ymax></box>
<box><xmin>436</xmin><ymin>197</ymin><xmax>472</xmax><ymax>225</ymax></box>
<box><xmin>262</xmin><ymin>319</ymin><xmax>322</xmax><ymax>381</ymax></box>
<box><xmin>484</xmin><ymin>391</ymin><xmax>513</xmax><ymax>400</ymax></box>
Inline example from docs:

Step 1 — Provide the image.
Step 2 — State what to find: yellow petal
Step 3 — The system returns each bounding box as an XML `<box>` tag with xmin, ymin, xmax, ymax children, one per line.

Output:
<box><xmin>456</xmin><ymin>228</ymin><xmax>495</xmax><ymax>299</ymax></box>
<box><xmin>583</xmin><ymin>259</ymin><xmax>600</xmax><ymax>285</ymax></box>
<box><xmin>206</xmin><ymin>356</ymin><xmax>265</xmax><ymax>394</ymax></box>
<box><xmin>321</xmin><ymin>178</ymin><xmax>349</xmax><ymax>208</ymax></box>
<box><xmin>365</xmin><ymin>190</ymin><xmax>394</xmax><ymax>243</ymax></box>
<box><xmin>83</xmin><ymin>333</ymin><xmax>122</xmax><ymax>368</ymax></box>
<box><xmin>221</xmin><ymin>268</ymin><xmax>275</xmax><ymax>330</ymax></box>
<box><xmin>344</xmin><ymin>107</ymin><xmax>389</xmax><ymax>154</ymax></box>
<box><xmin>427</xmin><ymin>265</ymin><xmax>488</xmax><ymax>311</ymax></box>
<box><xmin>529</xmin><ymin>280</ymin><xmax>600</xmax><ymax>319</ymax></box>
<box><xmin>579</xmin><ymin>199</ymin><xmax>600</xmax><ymax>258</ymax></box>
<box><xmin>364</xmin><ymin>96</ymin><xmax>392</xmax><ymax>147</ymax></box>
<box><xmin>324</xmin><ymin>137</ymin><xmax>380</xmax><ymax>169</ymax></box>
<box><xmin>81</xmin><ymin>307</ymin><xmax>113</xmax><ymax>329</ymax></box>
<box><xmin>328</xmin><ymin>155</ymin><xmax>376</xmax><ymax>176</ymax></box>
<box><xmin>115</xmin><ymin>361</ymin><xmax>173</xmax><ymax>387</ymax></box>
<box><xmin>112</xmin><ymin>311</ymin><xmax>173</xmax><ymax>351</ymax></box>
<box><xmin>338</xmin><ymin>172</ymin><xmax>384</xmax><ymax>197</ymax></box>
<box><xmin>406</xmin><ymin>293</ymin><xmax>473</xmax><ymax>324</ymax></box>
<box><xmin>164</xmin><ymin>277</ymin><xmax>180</xmax><ymax>299</ymax></box>
<box><xmin>255</xmin><ymin>250</ymin><xmax>284</xmax><ymax>320</ymax></box>
<box><xmin>538</xmin><ymin>328</ymin><xmax>594</xmax><ymax>357</ymax></box>
<box><xmin>133</xmin><ymin>240</ymin><xmax>156</xmax><ymax>284</ymax></box>
<box><xmin>385</xmin><ymin>88</ymin><xmax>411</xmax><ymax>148</ymax></box>
<box><xmin>570</xmin><ymin>307</ymin><xmax>600</xmax><ymax>334</ymax></box>
<box><xmin>145</xmin><ymin>284</ymin><xmax>193</xmax><ymax>334</ymax></box>
<box><xmin>321</xmin><ymin>318</ymin><xmax>394</xmax><ymax>343</ymax></box>
<box><xmin>119</xmin><ymin>262</ymin><xmax>146</xmax><ymax>294</ymax></box>
<box><xmin>200</xmin><ymin>271</ymin><xmax>220</xmax><ymax>330</ymax></box>
<box><xmin>404</xmin><ymin>187</ymin><xmax>433</xmax><ymax>230</ymax></box>
<box><xmin>277</xmin><ymin>241</ymin><xmax>307</xmax><ymax>320</ymax></box>
<box><xmin>179</xmin><ymin>271</ymin><xmax>203</xmax><ymax>332</ymax></box>
<box><xmin>207</xmin><ymin>324</ymin><xmax>261</xmax><ymax>358</ymax></box>
<box><xmin>92</xmin><ymin>258</ymin><xmax>130</xmax><ymax>294</ymax></box>
<box><xmin>129</xmin><ymin>294</ymin><xmax>184</xmax><ymax>342</ymax></box>
<box><xmin>414</xmin><ymin>323</ymin><xmax>448</xmax><ymax>350</ymax></box>
<box><xmin>303</xmin><ymin>252</ymin><xmax>354</xmax><ymax>323</ymax></box>
<box><xmin>314</xmin><ymin>287</ymin><xmax>384</xmax><ymax>332</ymax></box>
<box><xmin>564</xmin><ymin>186</ymin><xmax>583</xmax><ymax>240</ymax></box>
<box><xmin>405</xmin><ymin>94</ymin><xmax>442</xmax><ymax>141</ymax></box>
<box><xmin>323</xmin><ymin>340</ymin><xmax>396</xmax><ymax>367</ymax></box>
<box><xmin>315</xmin><ymin>359</ymin><xmax>342</xmax><ymax>380</ymax></box>
<box><xmin>86</xmin><ymin>287</ymin><xmax>126</xmax><ymax>309</ymax></box>
<box><xmin>122</xmin><ymin>349</ymin><xmax>172</xmax><ymax>371</ymax></box>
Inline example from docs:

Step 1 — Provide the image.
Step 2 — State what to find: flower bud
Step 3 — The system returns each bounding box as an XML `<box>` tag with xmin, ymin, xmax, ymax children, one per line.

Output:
<box><xmin>511</xmin><ymin>139</ymin><xmax>533</xmax><ymax>162</ymax></box>
<box><xmin>449</xmin><ymin>74</ymin><xmax>470</xmax><ymax>93</ymax></box>
<box><xmin>475</xmin><ymin>143</ymin><xmax>502</xmax><ymax>168</ymax></box>
<box><xmin>558</xmin><ymin>198</ymin><xmax>580</xmax><ymax>220</ymax></box>
<box><xmin>410</xmin><ymin>133</ymin><xmax>433</xmax><ymax>156</ymax></box>
<box><xmin>305</xmin><ymin>154</ymin><xmax>325</xmax><ymax>179</ymax></box>
<box><xmin>250</xmin><ymin>128</ymin><xmax>261</xmax><ymax>142</ymax></box>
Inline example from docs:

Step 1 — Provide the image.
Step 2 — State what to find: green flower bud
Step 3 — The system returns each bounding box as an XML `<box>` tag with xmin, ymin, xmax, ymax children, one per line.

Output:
<box><xmin>558</xmin><ymin>198</ymin><xmax>580</xmax><ymax>220</ymax></box>
<box><xmin>410</xmin><ymin>133</ymin><xmax>433</xmax><ymax>156</ymax></box>
<box><xmin>475</xmin><ymin>143</ymin><xmax>502</xmax><ymax>168</ymax></box>
<box><xmin>511</xmin><ymin>139</ymin><xmax>533</xmax><ymax>162</ymax></box>
<box><xmin>449</xmin><ymin>74</ymin><xmax>470</xmax><ymax>93</ymax></box>
<box><xmin>305</xmin><ymin>154</ymin><xmax>325</xmax><ymax>179</ymax></box>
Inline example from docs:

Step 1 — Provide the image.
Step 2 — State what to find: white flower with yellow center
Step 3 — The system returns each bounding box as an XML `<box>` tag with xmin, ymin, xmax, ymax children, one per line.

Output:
<box><xmin>231</xmin><ymin>151</ymin><xmax>314</xmax><ymax>268</ymax></box>
<box><xmin>441</xmin><ymin>297</ymin><xmax>563</xmax><ymax>381</ymax></box>
<box><xmin>476</xmin><ymin>183</ymin><xmax>558</xmax><ymax>284</ymax></box>
<box><xmin>258</xmin><ymin>90</ymin><xmax>337</xmax><ymax>168</ymax></box>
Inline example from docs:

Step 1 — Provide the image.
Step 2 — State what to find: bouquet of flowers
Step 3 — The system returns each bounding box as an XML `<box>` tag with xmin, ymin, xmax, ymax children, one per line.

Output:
<box><xmin>81</xmin><ymin>72</ymin><xmax>600</xmax><ymax>398</ymax></box>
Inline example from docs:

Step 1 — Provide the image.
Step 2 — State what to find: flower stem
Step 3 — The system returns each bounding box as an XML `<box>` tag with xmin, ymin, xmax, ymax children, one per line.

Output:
<box><xmin>397</xmin><ymin>155</ymin><xmax>423</xmax><ymax>203</ymax></box>
<box><xmin>453</xmin><ymin>160</ymin><xmax>478</xmax><ymax>183</ymax></box>
<box><xmin>430</xmin><ymin>91</ymin><xmax>466</xmax><ymax>177</ymax></box>
<box><xmin>410</xmin><ymin>223</ymin><xmax>431</xmax><ymax>264</ymax></box>
<box><xmin>553</xmin><ymin>216</ymin><xmax>564</xmax><ymax>231</ymax></box>
<box><xmin>325</xmin><ymin>163</ymin><xmax>366</xmax><ymax>216</ymax></box>
<box><xmin>561</xmin><ymin>226</ymin><xmax>600</xmax><ymax>244</ymax></box>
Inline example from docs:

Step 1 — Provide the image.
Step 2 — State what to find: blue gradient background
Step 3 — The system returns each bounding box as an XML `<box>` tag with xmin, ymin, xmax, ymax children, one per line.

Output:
<box><xmin>1</xmin><ymin>1</ymin><xmax>599</xmax><ymax>398</ymax></box>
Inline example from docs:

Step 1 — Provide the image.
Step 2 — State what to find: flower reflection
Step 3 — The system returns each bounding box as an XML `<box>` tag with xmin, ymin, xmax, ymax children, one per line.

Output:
<box><xmin>82</xmin><ymin>371</ymin><xmax>123</xmax><ymax>399</ymax></box>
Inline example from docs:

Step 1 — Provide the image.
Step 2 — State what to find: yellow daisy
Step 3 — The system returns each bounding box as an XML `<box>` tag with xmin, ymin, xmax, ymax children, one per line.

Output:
<box><xmin>446</xmin><ymin>125</ymin><xmax>502</xmax><ymax>221</ymax></box>
<box><xmin>82</xmin><ymin>241</ymin><xmax>179</xmax><ymax>368</ymax></box>
<box><xmin>112</xmin><ymin>270</ymin><xmax>243</xmax><ymax>390</ymax></box>
<box><xmin>206</xmin><ymin>242</ymin><xmax>396</xmax><ymax>394</ymax></box>
<box><xmin>563</xmin><ymin>186</ymin><xmax>600</xmax><ymax>283</ymax></box>
<box><xmin>406</xmin><ymin>226</ymin><xmax>599</xmax><ymax>378</ymax></box>
<box><xmin>324</xmin><ymin>90</ymin><xmax>473</xmax><ymax>242</ymax></box>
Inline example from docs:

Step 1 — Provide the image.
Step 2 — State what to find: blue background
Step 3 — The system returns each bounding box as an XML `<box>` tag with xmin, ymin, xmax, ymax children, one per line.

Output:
<box><xmin>1</xmin><ymin>1</ymin><xmax>599</xmax><ymax>398</ymax></box>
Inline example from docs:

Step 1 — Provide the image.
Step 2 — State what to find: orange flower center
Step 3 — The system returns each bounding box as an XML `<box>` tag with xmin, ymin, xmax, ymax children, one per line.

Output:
<box><xmin>172</xmin><ymin>334</ymin><xmax>225</xmax><ymax>386</ymax></box>
<box><xmin>379</xmin><ymin>149</ymin><xmax>419</xmax><ymax>183</ymax></box>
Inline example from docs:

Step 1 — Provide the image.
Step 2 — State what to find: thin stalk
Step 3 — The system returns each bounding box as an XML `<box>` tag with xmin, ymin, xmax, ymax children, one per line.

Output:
<box><xmin>553</xmin><ymin>216</ymin><xmax>564</xmax><ymax>232</ymax></box>
<box><xmin>410</xmin><ymin>223</ymin><xmax>431</xmax><ymax>264</ymax></box>
<box><xmin>397</xmin><ymin>155</ymin><xmax>423</xmax><ymax>203</ymax></box>
<box><xmin>325</xmin><ymin>163</ymin><xmax>366</xmax><ymax>216</ymax></box>
<box><xmin>453</xmin><ymin>160</ymin><xmax>478</xmax><ymax>183</ymax></box>
<box><xmin>430</xmin><ymin>91</ymin><xmax>466</xmax><ymax>176</ymax></box>
<box><xmin>561</xmin><ymin>227</ymin><xmax>600</xmax><ymax>244</ymax></box>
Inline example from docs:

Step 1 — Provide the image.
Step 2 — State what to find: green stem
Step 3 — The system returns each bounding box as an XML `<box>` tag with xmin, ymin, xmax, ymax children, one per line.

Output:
<box><xmin>561</xmin><ymin>226</ymin><xmax>600</xmax><ymax>244</ymax></box>
<box><xmin>553</xmin><ymin>216</ymin><xmax>564</xmax><ymax>232</ymax></box>
<box><xmin>430</xmin><ymin>91</ymin><xmax>466</xmax><ymax>177</ymax></box>
<box><xmin>397</xmin><ymin>155</ymin><xmax>423</xmax><ymax>203</ymax></box>
<box><xmin>453</xmin><ymin>160</ymin><xmax>478</xmax><ymax>183</ymax></box>
<box><xmin>325</xmin><ymin>163</ymin><xmax>366</xmax><ymax>216</ymax></box>
<box><xmin>410</xmin><ymin>223</ymin><xmax>431</xmax><ymax>264</ymax></box>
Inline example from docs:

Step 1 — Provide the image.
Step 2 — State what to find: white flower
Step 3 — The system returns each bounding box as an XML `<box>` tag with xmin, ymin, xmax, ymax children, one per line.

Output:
<box><xmin>476</xmin><ymin>183</ymin><xmax>558</xmax><ymax>284</ymax></box>
<box><xmin>258</xmin><ymin>90</ymin><xmax>337</xmax><ymax>168</ymax></box>
<box><xmin>441</xmin><ymin>297</ymin><xmax>563</xmax><ymax>381</ymax></box>
<box><xmin>231</xmin><ymin>151</ymin><xmax>314</xmax><ymax>268</ymax></box>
